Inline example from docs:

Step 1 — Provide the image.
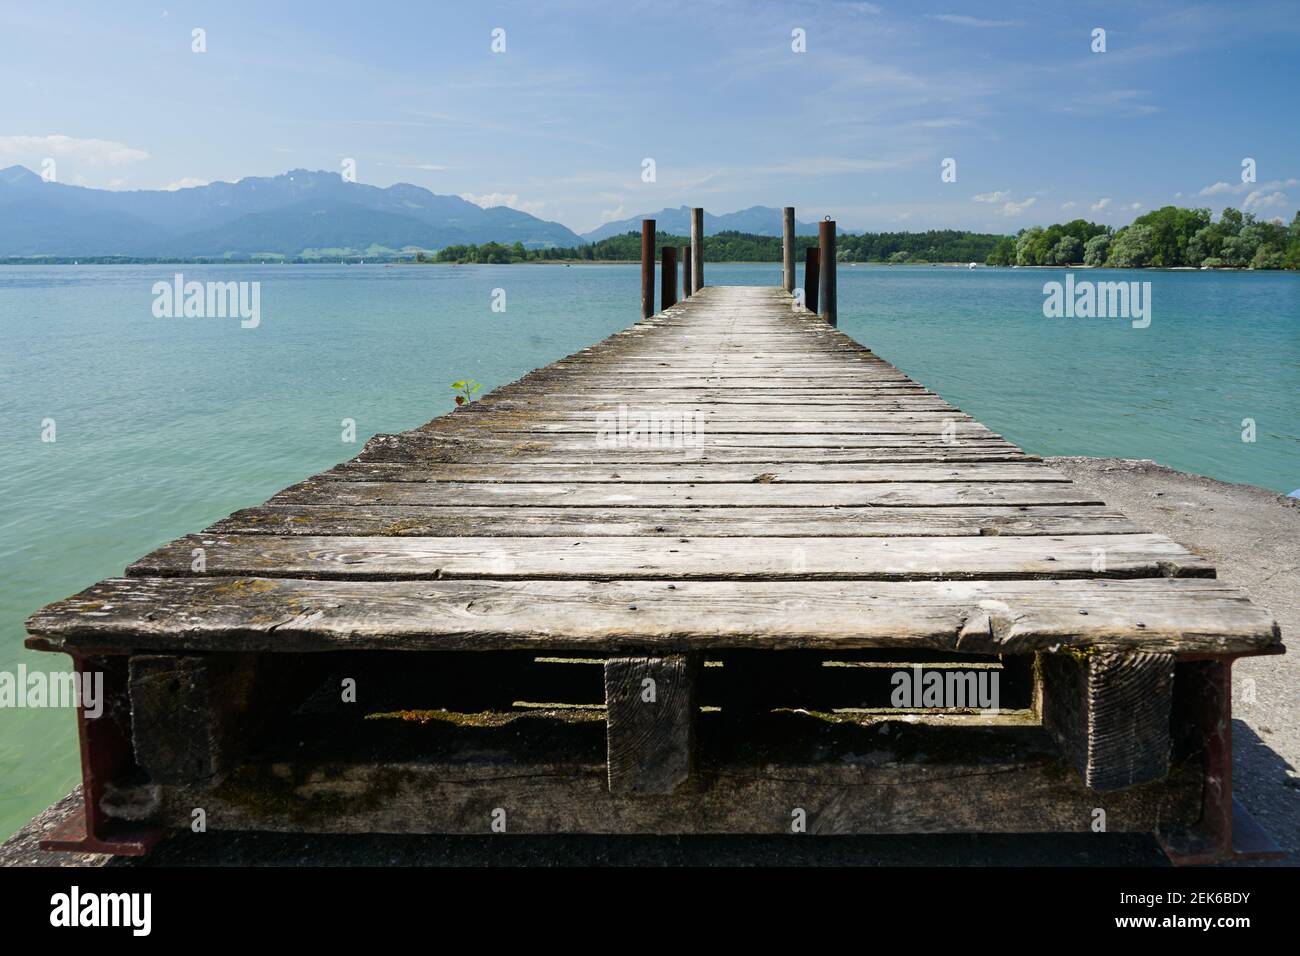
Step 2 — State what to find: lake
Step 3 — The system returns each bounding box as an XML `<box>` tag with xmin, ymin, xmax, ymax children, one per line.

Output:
<box><xmin>1</xmin><ymin>261</ymin><xmax>1297</xmax><ymax>840</ymax></box>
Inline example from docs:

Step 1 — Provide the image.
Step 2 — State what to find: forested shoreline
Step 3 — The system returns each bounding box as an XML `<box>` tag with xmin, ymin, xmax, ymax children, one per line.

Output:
<box><xmin>428</xmin><ymin>205</ymin><xmax>1300</xmax><ymax>270</ymax></box>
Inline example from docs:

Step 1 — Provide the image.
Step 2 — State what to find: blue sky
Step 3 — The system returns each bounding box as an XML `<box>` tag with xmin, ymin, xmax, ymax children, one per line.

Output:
<box><xmin>2</xmin><ymin>0</ymin><xmax>1298</xmax><ymax>233</ymax></box>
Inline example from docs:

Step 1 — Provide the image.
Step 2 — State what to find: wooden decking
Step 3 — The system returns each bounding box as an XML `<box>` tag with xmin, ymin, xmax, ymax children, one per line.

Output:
<box><xmin>24</xmin><ymin>284</ymin><xmax>1284</xmax><ymax>861</ymax></box>
<box><xmin>28</xmin><ymin>285</ymin><xmax>1278</xmax><ymax>657</ymax></box>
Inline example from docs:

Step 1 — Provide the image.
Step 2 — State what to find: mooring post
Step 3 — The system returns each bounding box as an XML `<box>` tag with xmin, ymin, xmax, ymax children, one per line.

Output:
<box><xmin>641</xmin><ymin>219</ymin><xmax>655</xmax><ymax>318</ymax></box>
<box><xmin>661</xmin><ymin>244</ymin><xmax>677</xmax><ymax>310</ymax></box>
<box><xmin>782</xmin><ymin>207</ymin><xmax>795</xmax><ymax>293</ymax></box>
<box><xmin>690</xmin><ymin>207</ymin><xmax>704</xmax><ymax>292</ymax></box>
<box><xmin>681</xmin><ymin>244</ymin><xmax>691</xmax><ymax>299</ymax></box>
<box><xmin>804</xmin><ymin>247</ymin><xmax>820</xmax><ymax>314</ymax></box>
<box><xmin>818</xmin><ymin>219</ymin><xmax>836</xmax><ymax>326</ymax></box>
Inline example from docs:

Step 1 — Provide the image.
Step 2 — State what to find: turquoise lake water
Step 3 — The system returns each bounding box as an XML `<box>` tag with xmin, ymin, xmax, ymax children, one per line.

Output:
<box><xmin>1</xmin><ymin>262</ymin><xmax>1297</xmax><ymax>840</ymax></box>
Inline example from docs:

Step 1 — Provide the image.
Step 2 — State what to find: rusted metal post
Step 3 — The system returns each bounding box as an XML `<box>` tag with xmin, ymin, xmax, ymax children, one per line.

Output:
<box><xmin>804</xmin><ymin>247</ymin><xmax>820</xmax><ymax>314</ymax></box>
<box><xmin>641</xmin><ymin>219</ymin><xmax>655</xmax><ymax>318</ymax></box>
<box><xmin>681</xmin><ymin>245</ymin><xmax>691</xmax><ymax>299</ymax></box>
<box><xmin>661</xmin><ymin>244</ymin><xmax>677</xmax><ymax>310</ymax></box>
<box><xmin>690</xmin><ymin>208</ymin><xmax>704</xmax><ymax>292</ymax></box>
<box><xmin>782</xmin><ymin>207</ymin><xmax>795</xmax><ymax>293</ymax></box>
<box><xmin>819</xmin><ymin>219</ymin><xmax>836</xmax><ymax>326</ymax></box>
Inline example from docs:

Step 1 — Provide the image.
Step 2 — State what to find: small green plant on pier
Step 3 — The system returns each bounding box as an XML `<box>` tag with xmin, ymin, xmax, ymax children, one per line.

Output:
<box><xmin>452</xmin><ymin>379</ymin><xmax>482</xmax><ymax>406</ymax></box>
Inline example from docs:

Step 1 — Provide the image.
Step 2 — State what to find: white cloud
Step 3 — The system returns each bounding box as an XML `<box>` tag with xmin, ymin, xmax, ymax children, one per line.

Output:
<box><xmin>897</xmin><ymin>211</ymin><xmax>912</xmax><ymax>220</ymax></box>
<box><xmin>1091</xmin><ymin>197</ymin><xmax>1112</xmax><ymax>212</ymax></box>
<box><xmin>1243</xmin><ymin>190</ymin><xmax>1288</xmax><ymax>212</ymax></box>
<box><xmin>925</xmin><ymin>14</ymin><xmax>1019</xmax><ymax>27</ymax></box>
<box><xmin>1060</xmin><ymin>201</ymin><xmax>1077</xmax><ymax>210</ymax></box>
<box><xmin>164</xmin><ymin>177</ymin><xmax>208</xmax><ymax>191</ymax></box>
<box><xmin>1198</xmin><ymin>177</ymin><xmax>1298</xmax><ymax>197</ymax></box>
<box><xmin>460</xmin><ymin>191</ymin><xmax>546</xmax><ymax>216</ymax></box>
<box><xmin>1198</xmin><ymin>181</ymin><xmax>1236</xmax><ymax>196</ymax></box>
<box><xmin>1129</xmin><ymin>202</ymin><xmax>1142</xmax><ymax>210</ymax></box>
<box><xmin>972</xmin><ymin>190</ymin><xmax>1009</xmax><ymax>203</ymax></box>
<box><xmin>1001</xmin><ymin>196</ymin><xmax>1036</xmax><ymax>216</ymax></box>
<box><xmin>598</xmin><ymin>204</ymin><xmax>626</xmax><ymax>224</ymax></box>
<box><xmin>0</xmin><ymin>134</ymin><xmax>149</xmax><ymax>167</ymax></box>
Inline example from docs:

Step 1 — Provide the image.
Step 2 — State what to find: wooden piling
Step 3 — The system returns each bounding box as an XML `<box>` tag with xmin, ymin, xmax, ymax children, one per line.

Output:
<box><xmin>804</xmin><ymin>247</ymin><xmax>820</xmax><ymax>314</ymax></box>
<box><xmin>690</xmin><ymin>208</ymin><xmax>704</xmax><ymax>292</ymax></box>
<box><xmin>782</xmin><ymin>207</ymin><xmax>795</xmax><ymax>293</ymax></box>
<box><xmin>819</xmin><ymin>219</ymin><xmax>837</xmax><ymax>326</ymax></box>
<box><xmin>680</xmin><ymin>245</ymin><xmax>691</xmax><ymax>299</ymax></box>
<box><xmin>641</xmin><ymin>219</ymin><xmax>655</xmax><ymax>318</ymax></box>
<box><xmin>661</xmin><ymin>245</ymin><xmax>677</xmax><ymax>310</ymax></box>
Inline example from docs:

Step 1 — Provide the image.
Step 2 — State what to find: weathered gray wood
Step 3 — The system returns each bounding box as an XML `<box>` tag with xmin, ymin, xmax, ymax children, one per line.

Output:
<box><xmin>691</xmin><ymin>207</ymin><xmax>703</xmax><ymax>291</ymax></box>
<box><xmin>97</xmin><ymin>718</ymin><xmax>1202</xmax><ymax>835</ymax></box>
<box><xmin>27</xmin><ymin>576</ymin><xmax>1280</xmax><ymax>656</ymax></box>
<box><xmin>604</xmin><ymin>654</ymin><xmax>698</xmax><ymax>794</ymax></box>
<box><xmin>317</xmin><ymin>461</ymin><xmax>1068</xmax><ymax>484</ymax></box>
<box><xmin>359</xmin><ymin>439</ymin><xmax>1034</xmax><ymax>465</ymax></box>
<box><xmin>128</xmin><ymin>654</ymin><xmax>266</xmax><ymax>784</ymax></box>
<box><xmin>128</xmin><ymin>533</ymin><xmax>1212</xmax><ymax>581</ymax></box>
<box><xmin>1039</xmin><ymin>650</ymin><xmax>1176</xmax><ymax>791</ymax></box>
<box><xmin>269</xmin><ymin>480</ymin><xmax>1099</xmax><ymax>508</ymax></box>
<box><xmin>208</xmin><ymin>504</ymin><xmax>1141</xmax><ymax>538</ymax></box>
<box><xmin>782</xmin><ymin>206</ymin><xmax>795</xmax><ymax>292</ymax></box>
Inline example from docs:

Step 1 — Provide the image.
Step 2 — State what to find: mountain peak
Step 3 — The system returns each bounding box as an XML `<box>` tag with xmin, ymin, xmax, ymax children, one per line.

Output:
<box><xmin>1</xmin><ymin>165</ymin><xmax>44</xmax><ymax>187</ymax></box>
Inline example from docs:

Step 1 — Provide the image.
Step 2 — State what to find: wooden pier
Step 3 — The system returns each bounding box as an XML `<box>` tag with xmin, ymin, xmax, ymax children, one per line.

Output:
<box><xmin>25</xmin><ymin>239</ymin><xmax>1284</xmax><ymax>863</ymax></box>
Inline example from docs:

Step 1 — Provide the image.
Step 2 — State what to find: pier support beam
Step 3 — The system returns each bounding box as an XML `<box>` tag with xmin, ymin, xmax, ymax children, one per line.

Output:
<box><xmin>1039</xmin><ymin>650</ymin><xmax>1174</xmax><ymax>791</ymax></box>
<box><xmin>804</xmin><ymin>247</ymin><xmax>820</xmax><ymax>314</ymax></box>
<box><xmin>605</xmin><ymin>654</ymin><xmax>699</xmax><ymax>794</ymax></box>
<box><xmin>819</xmin><ymin>219</ymin><xmax>837</xmax><ymax>326</ymax></box>
<box><xmin>782</xmin><ymin>207</ymin><xmax>795</xmax><ymax>293</ymax></box>
<box><xmin>640</xmin><ymin>219</ymin><xmax>655</xmax><ymax>319</ymax></box>
<box><xmin>661</xmin><ymin>245</ymin><xmax>677</xmax><ymax>310</ymax></box>
<box><xmin>680</xmin><ymin>245</ymin><xmax>691</xmax><ymax>299</ymax></box>
<box><xmin>690</xmin><ymin>208</ymin><xmax>704</xmax><ymax>292</ymax></box>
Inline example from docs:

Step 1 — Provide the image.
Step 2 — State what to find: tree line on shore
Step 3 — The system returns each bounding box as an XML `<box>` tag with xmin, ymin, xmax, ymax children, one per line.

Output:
<box><xmin>985</xmin><ymin>206</ymin><xmax>1300</xmax><ymax>270</ymax></box>
<box><xmin>423</xmin><ymin>206</ymin><xmax>1300</xmax><ymax>270</ymax></box>
<box><xmin>427</xmin><ymin>229</ymin><xmax>1007</xmax><ymax>265</ymax></box>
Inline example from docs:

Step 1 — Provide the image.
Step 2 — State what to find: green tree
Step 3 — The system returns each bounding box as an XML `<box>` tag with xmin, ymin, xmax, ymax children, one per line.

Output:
<box><xmin>1106</xmin><ymin>224</ymin><xmax>1155</xmax><ymax>267</ymax></box>
<box><xmin>1083</xmin><ymin>233</ymin><xmax>1111</xmax><ymax>266</ymax></box>
<box><xmin>1052</xmin><ymin>236</ymin><xmax>1083</xmax><ymax>265</ymax></box>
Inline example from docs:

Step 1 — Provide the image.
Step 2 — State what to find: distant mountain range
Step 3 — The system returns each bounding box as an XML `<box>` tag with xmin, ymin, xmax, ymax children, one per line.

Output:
<box><xmin>0</xmin><ymin>167</ymin><xmax>831</xmax><ymax>258</ymax></box>
<box><xmin>582</xmin><ymin>205</ymin><xmax>821</xmax><ymax>241</ymax></box>
<box><xmin>0</xmin><ymin>166</ymin><xmax>583</xmax><ymax>258</ymax></box>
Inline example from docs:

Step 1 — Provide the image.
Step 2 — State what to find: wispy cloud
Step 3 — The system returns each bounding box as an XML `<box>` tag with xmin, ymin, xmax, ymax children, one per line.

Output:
<box><xmin>1001</xmin><ymin>196</ymin><xmax>1036</xmax><ymax>216</ymax></box>
<box><xmin>972</xmin><ymin>191</ymin><xmax>1009</xmax><ymax>203</ymax></box>
<box><xmin>460</xmin><ymin>191</ymin><xmax>546</xmax><ymax>215</ymax></box>
<box><xmin>1091</xmin><ymin>197</ymin><xmax>1113</xmax><ymax>212</ymax></box>
<box><xmin>0</xmin><ymin>134</ymin><xmax>148</xmax><ymax>166</ymax></box>
<box><xmin>925</xmin><ymin>14</ymin><xmax>1021</xmax><ymax>27</ymax></box>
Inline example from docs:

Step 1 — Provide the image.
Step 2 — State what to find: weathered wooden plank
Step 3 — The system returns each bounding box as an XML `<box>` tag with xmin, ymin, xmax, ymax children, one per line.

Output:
<box><xmin>316</xmin><ymin>461</ymin><xmax>1069</xmax><ymax>484</ymax></box>
<box><xmin>129</xmin><ymin>533</ymin><xmax>1213</xmax><ymax>581</ymax></box>
<box><xmin>27</xmin><ymin>576</ymin><xmax>1281</xmax><ymax>656</ymax></box>
<box><xmin>1039</xmin><ymin>650</ymin><xmax>1176</xmax><ymax>791</ymax></box>
<box><xmin>208</xmin><ymin>504</ymin><xmax>1141</xmax><ymax>538</ymax></box>
<box><xmin>270</xmin><ymin>480</ymin><xmax>1096</xmax><ymax>508</ymax></box>
<box><xmin>96</xmin><ymin>718</ymin><xmax>1202</xmax><ymax>835</ymax></box>
<box><xmin>604</xmin><ymin>654</ymin><xmax>699</xmax><ymax>794</ymax></box>
<box><xmin>358</xmin><ymin>441</ymin><xmax>1034</xmax><ymax>465</ymax></box>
